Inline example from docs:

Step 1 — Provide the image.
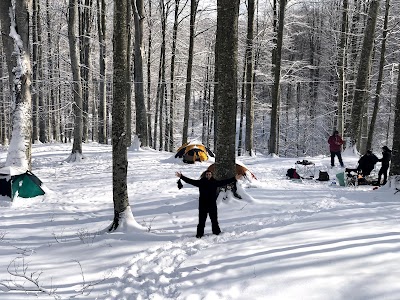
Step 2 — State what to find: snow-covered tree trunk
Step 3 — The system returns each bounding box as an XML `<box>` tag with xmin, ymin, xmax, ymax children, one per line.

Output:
<box><xmin>0</xmin><ymin>0</ymin><xmax>33</xmax><ymax>171</ymax></box>
<box><xmin>67</xmin><ymin>0</ymin><xmax>84</xmax><ymax>161</ymax></box>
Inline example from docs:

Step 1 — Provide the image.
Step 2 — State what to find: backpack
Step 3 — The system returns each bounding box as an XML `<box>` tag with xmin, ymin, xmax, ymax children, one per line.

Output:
<box><xmin>317</xmin><ymin>171</ymin><xmax>330</xmax><ymax>181</ymax></box>
<box><xmin>286</xmin><ymin>168</ymin><xmax>300</xmax><ymax>179</ymax></box>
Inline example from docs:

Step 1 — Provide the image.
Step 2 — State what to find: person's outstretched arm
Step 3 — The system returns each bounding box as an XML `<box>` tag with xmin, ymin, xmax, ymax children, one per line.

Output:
<box><xmin>175</xmin><ymin>171</ymin><xmax>200</xmax><ymax>187</ymax></box>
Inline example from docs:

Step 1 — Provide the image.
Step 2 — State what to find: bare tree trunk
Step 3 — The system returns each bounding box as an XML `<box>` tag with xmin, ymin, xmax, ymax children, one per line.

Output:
<box><xmin>214</xmin><ymin>0</ymin><xmax>239</xmax><ymax>180</ymax></box>
<box><xmin>79</xmin><ymin>0</ymin><xmax>93</xmax><ymax>143</ymax></box>
<box><xmin>67</xmin><ymin>0</ymin><xmax>84</xmax><ymax>160</ymax></box>
<box><xmin>126</xmin><ymin>1</ymin><xmax>132</xmax><ymax>146</ymax></box>
<box><xmin>97</xmin><ymin>0</ymin><xmax>107</xmax><ymax>144</ymax></box>
<box><xmin>110</xmin><ymin>0</ymin><xmax>131</xmax><ymax>231</ymax></box>
<box><xmin>46</xmin><ymin>0</ymin><xmax>59</xmax><ymax>142</ymax></box>
<box><xmin>182</xmin><ymin>0</ymin><xmax>198</xmax><ymax>145</ymax></box>
<box><xmin>237</xmin><ymin>59</ymin><xmax>246</xmax><ymax>156</ymax></box>
<box><xmin>0</xmin><ymin>0</ymin><xmax>33</xmax><ymax>170</ymax></box>
<box><xmin>366</xmin><ymin>0</ymin><xmax>390</xmax><ymax>150</ymax></box>
<box><xmin>390</xmin><ymin>61</ymin><xmax>400</xmax><ymax>175</ymax></box>
<box><xmin>132</xmin><ymin>0</ymin><xmax>149</xmax><ymax>147</ymax></box>
<box><xmin>32</xmin><ymin>0</ymin><xmax>39</xmax><ymax>143</ymax></box>
<box><xmin>269</xmin><ymin>0</ymin><xmax>287</xmax><ymax>155</ymax></box>
<box><xmin>350</xmin><ymin>0</ymin><xmax>380</xmax><ymax>146</ymax></box>
<box><xmin>168</xmin><ymin>0</ymin><xmax>180</xmax><ymax>152</ymax></box>
<box><xmin>337</xmin><ymin>0</ymin><xmax>348</xmax><ymax>137</ymax></box>
<box><xmin>245</xmin><ymin>0</ymin><xmax>255</xmax><ymax>156</ymax></box>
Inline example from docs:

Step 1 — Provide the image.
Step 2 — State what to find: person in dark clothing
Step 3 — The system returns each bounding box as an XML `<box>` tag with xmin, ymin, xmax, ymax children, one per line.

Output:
<box><xmin>328</xmin><ymin>130</ymin><xmax>344</xmax><ymax>167</ymax></box>
<box><xmin>357</xmin><ymin>150</ymin><xmax>379</xmax><ymax>176</ymax></box>
<box><xmin>378</xmin><ymin>146</ymin><xmax>392</xmax><ymax>186</ymax></box>
<box><xmin>176</xmin><ymin>170</ymin><xmax>240</xmax><ymax>238</ymax></box>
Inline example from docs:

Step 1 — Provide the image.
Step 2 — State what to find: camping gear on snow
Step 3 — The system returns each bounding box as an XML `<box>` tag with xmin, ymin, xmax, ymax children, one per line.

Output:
<box><xmin>286</xmin><ymin>168</ymin><xmax>300</xmax><ymax>179</ymax></box>
<box><xmin>295</xmin><ymin>160</ymin><xmax>315</xmax><ymax>179</ymax></box>
<box><xmin>336</xmin><ymin>171</ymin><xmax>346</xmax><ymax>186</ymax></box>
<box><xmin>317</xmin><ymin>171</ymin><xmax>330</xmax><ymax>181</ymax></box>
<box><xmin>0</xmin><ymin>166</ymin><xmax>45</xmax><ymax>200</ymax></box>
<box><xmin>175</xmin><ymin>142</ymin><xmax>214</xmax><ymax>164</ymax></box>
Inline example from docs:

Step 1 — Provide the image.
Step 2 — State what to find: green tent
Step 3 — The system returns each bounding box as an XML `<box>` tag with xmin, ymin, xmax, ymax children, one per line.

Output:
<box><xmin>0</xmin><ymin>167</ymin><xmax>45</xmax><ymax>200</ymax></box>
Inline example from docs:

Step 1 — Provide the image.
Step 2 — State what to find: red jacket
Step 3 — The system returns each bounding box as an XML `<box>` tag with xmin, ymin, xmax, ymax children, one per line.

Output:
<box><xmin>328</xmin><ymin>135</ymin><xmax>343</xmax><ymax>152</ymax></box>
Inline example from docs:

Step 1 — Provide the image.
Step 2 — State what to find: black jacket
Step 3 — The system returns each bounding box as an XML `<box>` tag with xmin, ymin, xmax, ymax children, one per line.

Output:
<box><xmin>379</xmin><ymin>150</ymin><xmax>392</xmax><ymax>167</ymax></box>
<box><xmin>180</xmin><ymin>175</ymin><xmax>236</xmax><ymax>210</ymax></box>
<box><xmin>357</xmin><ymin>153</ymin><xmax>379</xmax><ymax>175</ymax></box>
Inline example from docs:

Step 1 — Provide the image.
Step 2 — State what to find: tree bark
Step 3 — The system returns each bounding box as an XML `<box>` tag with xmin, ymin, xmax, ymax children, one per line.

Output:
<box><xmin>350</xmin><ymin>0</ymin><xmax>380</xmax><ymax>146</ymax></box>
<box><xmin>182</xmin><ymin>0</ymin><xmax>198</xmax><ymax>145</ymax></box>
<box><xmin>110</xmin><ymin>0</ymin><xmax>130</xmax><ymax>231</ymax></box>
<box><xmin>366</xmin><ymin>0</ymin><xmax>390</xmax><ymax>151</ymax></box>
<box><xmin>214</xmin><ymin>0</ymin><xmax>240</xmax><ymax>180</ymax></box>
<box><xmin>390</xmin><ymin>62</ymin><xmax>400</xmax><ymax>175</ymax></box>
<box><xmin>245</xmin><ymin>0</ymin><xmax>255</xmax><ymax>156</ymax></box>
<box><xmin>67</xmin><ymin>0</ymin><xmax>84</xmax><ymax>160</ymax></box>
<box><xmin>97</xmin><ymin>0</ymin><xmax>107</xmax><ymax>144</ymax></box>
<box><xmin>337</xmin><ymin>0</ymin><xmax>348</xmax><ymax>137</ymax></box>
<box><xmin>269</xmin><ymin>0</ymin><xmax>287</xmax><ymax>155</ymax></box>
<box><xmin>0</xmin><ymin>0</ymin><xmax>33</xmax><ymax>170</ymax></box>
<box><xmin>132</xmin><ymin>0</ymin><xmax>149</xmax><ymax>147</ymax></box>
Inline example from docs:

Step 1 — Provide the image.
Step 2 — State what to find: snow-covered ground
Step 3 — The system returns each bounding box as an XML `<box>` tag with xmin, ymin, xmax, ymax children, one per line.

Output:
<box><xmin>0</xmin><ymin>143</ymin><xmax>399</xmax><ymax>300</ymax></box>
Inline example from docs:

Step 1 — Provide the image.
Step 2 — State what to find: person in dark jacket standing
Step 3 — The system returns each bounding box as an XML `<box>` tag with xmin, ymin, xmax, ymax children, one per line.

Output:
<box><xmin>378</xmin><ymin>146</ymin><xmax>392</xmax><ymax>186</ymax></box>
<box><xmin>328</xmin><ymin>130</ymin><xmax>344</xmax><ymax>167</ymax></box>
<box><xmin>176</xmin><ymin>170</ymin><xmax>239</xmax><ymax>238</ymax></box>
<box><xmin>357</xmin><ymin>150</ymin><xmax>379</xmax><ymax>176</ymax></box>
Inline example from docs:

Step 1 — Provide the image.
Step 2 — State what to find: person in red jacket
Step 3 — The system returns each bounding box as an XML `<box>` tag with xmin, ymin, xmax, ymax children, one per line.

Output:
<box><xmin>328</xmin><ymin>130</ymin><xmax>344</xmax><ymax>167</ymax></box>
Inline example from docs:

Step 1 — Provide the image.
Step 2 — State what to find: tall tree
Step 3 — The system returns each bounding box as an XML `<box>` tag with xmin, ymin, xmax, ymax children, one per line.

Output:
<box><xmin>0</xmin><ymin>0</ymin><xmax>33</xmax><ymax>170</ymax></box>
<box><xmin>390</xmin><ymin>60</ymin><xmax>400</xmax><ymax>176</ymax></box>
<box><xmin>366</xmin><ymin>0</ymin><xmax>390</xmax><ymax>150</ymax></box>
<box><xmin>245</xmin><ymin>0</ymin><xmax>255</xmax><ymax>155</ymax></box>
<box><xmin>337</xmin><ymin>0</ymin><xmax>348</xmax><ymax>136</ymax></box>
<box><xmin>97</xmin><ymin>0</ymin><xmax>107</xmax><ymax>144</ymax></box>
<box><xmin>79</xmin><ymin>0</ymin><xmax>94</xmax><ymax>143</ymax></box>
<box><xmin>67</xmin><ymin>0</ymin><xmax>84</xmax><ymax>161</ymax></box>
<box><xmin>214</xmin><ymin>0</ymin><xmax>240</xmax><ymax>179</ymax></box>
<box><xmin>146</xmin><ymin>0</ymin><xmax>153</xmax><ymax>148</ymax></box>
<box><xmin>182</xmin><ymin>0</ymin><xmax>198</xmax><ymax>145</ymax></box>
<box><xmin>132</xmin><ymin>0</ymin><xmax>149</xmax><ymax>147</ymax></box>
<box><xmin>350</xmin><ymin>0</ymin><xmax>380</xmax><ymax>147</ymax></box>
<box><xmin>269</xmin><ymin>0</ymin><xmax>287</xmax><ymax>155</ymax></box>
<box><xmin>109</xmin><ymin>0</ymin><xmax>131</xmax><ymax>231</ymax></box>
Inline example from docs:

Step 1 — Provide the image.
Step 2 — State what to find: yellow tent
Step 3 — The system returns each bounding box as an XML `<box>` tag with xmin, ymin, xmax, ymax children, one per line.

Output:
<box><xmin>175</xmin><ymin>142</ymin><xmax>214</xmax><ymax>164</ymax></box>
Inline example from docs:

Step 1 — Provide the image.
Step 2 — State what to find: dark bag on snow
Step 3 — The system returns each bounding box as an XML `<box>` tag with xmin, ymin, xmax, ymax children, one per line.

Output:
<box><xmin>317</xmin><ymin>171</ymin><xmax>330</xmax><ymax>181</ymax></box>
<box><xmin>286</xmin><ymin>168</ymin><xmax>300</xmax><ymax>179</ymax></box>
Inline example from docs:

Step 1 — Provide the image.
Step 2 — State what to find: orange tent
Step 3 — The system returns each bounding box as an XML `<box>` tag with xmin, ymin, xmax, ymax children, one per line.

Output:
<box><xmin>175</xmin><ymin>142</ymin><xmax>214</xmax><ymax>164</ymax></box>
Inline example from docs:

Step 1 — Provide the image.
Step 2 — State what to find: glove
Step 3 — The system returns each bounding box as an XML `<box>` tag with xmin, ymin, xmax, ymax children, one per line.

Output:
<box><xmin>177</xmin><ymin>179</ymin><xmax>183</xmax><ymax>189</ymax></box>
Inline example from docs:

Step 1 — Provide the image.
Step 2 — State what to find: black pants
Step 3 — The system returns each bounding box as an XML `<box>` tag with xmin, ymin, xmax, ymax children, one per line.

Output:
<box><xmin>331</xmin><ymin>151</ymin><xmax>344</xmax><ymax>167</ymax></box>
<box><xmin>197</xmin><ymin>207</ymin><xmax>221</xmax><ymax>236</ymax></box>
<box><xmin>378</xmin><ymin>165</ymin><xmax>389</xmax><ymax>185</ymax></box>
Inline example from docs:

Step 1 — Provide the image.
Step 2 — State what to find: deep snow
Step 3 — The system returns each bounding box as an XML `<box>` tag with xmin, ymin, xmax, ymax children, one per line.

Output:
<box><xmin>0</xmin><ymin>143</ymin><xmax>399</xmax><ymax>300</ymax></box>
